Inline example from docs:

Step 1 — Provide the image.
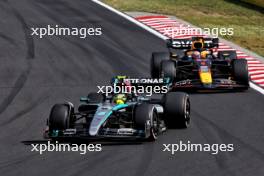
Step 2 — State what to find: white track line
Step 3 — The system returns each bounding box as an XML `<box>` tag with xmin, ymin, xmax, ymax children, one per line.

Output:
<box><xmin>92</xmin><ymin>0</ymin><xmax>264</xmax><ymax>95</ymax></box>
<box><xmin>250</xmin><ymin>82</ymin><xmax>264</xmax><ymax>92</ymax></box>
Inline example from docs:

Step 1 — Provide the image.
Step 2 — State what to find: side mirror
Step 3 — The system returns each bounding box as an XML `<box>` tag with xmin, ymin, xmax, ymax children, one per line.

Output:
<box><xmin>80</xmin><ymin>97</ymin><xmax>89</xmax><ymax>103</ymax></box>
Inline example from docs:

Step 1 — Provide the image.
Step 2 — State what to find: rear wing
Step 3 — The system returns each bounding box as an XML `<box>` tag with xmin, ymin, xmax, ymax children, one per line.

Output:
<box><xmin>167</xmin><ymin>37</ymin><xmax>219</xmax><ymax>49</ymax></box>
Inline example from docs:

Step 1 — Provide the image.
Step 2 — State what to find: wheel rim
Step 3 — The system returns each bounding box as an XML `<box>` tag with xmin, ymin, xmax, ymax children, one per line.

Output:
<box><xmin>151</xmin><ymin>112</ymin><xmax>159</xmax><ymax>139</ymax></box>
<box><xmin>184</xmin><ymin>99</ymin><xmax>191</xmax><ymax>126</ymax></box>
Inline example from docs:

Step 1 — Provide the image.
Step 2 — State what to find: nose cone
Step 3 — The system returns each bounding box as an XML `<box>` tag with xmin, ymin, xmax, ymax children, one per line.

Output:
<box><xmin>89</xmin><ymin>106</ymin><xmax>112</xmax><ymax>136</ymax></box>
<box><xmin>200</xmin><ymin>72</ymin><xmax>212</xmax><ymax>84</ymax></box>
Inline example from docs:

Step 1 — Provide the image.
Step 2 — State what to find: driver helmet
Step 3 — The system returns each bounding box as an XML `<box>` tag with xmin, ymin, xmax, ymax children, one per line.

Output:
<box><xmin>201</xmin><ymin>51</ymin><xmax>208</xmax><ymax>59</ymax></box>
<box><xmin>113</xmin><ymin>94</ymin><xmax>127</xmax><ymax>105</ymax></box>
<box><xmin>192</xmin><ymin>51</ymin><xmax>201</xmax><ymax>60</ymax></box>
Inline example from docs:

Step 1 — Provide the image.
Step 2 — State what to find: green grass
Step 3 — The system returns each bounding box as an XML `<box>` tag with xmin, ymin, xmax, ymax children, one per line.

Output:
<box><xmin>242</xmin><ymin>0</ymin><xmax>264</xmax><ymax>8</ymax></box>
<box><xmin>103</xmin><ymin>0</ymin><xmax>264</xmax><ymax>56</ymax></box>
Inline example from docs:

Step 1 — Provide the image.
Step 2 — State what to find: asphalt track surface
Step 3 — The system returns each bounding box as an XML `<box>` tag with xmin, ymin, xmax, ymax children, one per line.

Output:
<box><xmin>0</xmin><ymin>1</ymin><xmax>264</xmax><ymax>176</ymax></box>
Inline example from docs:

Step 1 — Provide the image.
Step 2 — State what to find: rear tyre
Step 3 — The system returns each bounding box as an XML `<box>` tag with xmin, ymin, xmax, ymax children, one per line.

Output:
<box><xmin>49</xmin><ymin>104</ymin><xmax>73</xmax><ymax>132</ymax></box>
<box><xmin>160</xmin><ymin>60</ymin><xmax>176</xmax><ymax>80</ymax></box>
<box><xmin>163</xmin><ymin>92</ymin><xmax>190</xmax><ymax>128</ymax></box>
<box><xmin>134</xmin><ymin>104</ymin><xmax>159</xmax><ymax>141</ymax></box>
<box><xmin>218</xmin><ymin>50</ymin><xmax>237</xmax><ymax>61</ymax></box>
<box><xmin>232</xmin><ymin>59</ymin><xmax>249</xmax><ymax>88</ymax></box>
<box><xmin>88</xmin><ymin>92</ymin><xmax>105</xmax><ymax>103</ymax></box>
<box><xmin>151</xmin><ymin>52</ymin><xmax>170</xmax><ymax>78</ymax></box>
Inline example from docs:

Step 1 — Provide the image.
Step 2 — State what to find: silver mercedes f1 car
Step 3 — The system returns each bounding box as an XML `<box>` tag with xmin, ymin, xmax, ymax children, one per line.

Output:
<box><xmin>44</xmin><ymin>77</ymin><xmax>190</xmax><ymax>141</ymax></box>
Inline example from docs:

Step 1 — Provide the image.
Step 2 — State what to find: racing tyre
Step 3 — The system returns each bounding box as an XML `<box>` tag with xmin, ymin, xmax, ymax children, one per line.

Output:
<box><xmin>49</xmin><ymin>104</ymin><xmax>73</xmax><ymax>132</ymax></box>
<box><xmin>160</xmin><ymin>60</ymin><xmax>176</xmax><ymax>80</ymax></box>
<box><xmin>232</xmin><ymin>59</ymin><xmax>249</xmax><ymax>88</ymax></box>
<box><xmin>134</xmin><ymin>104</ymin><xmax>159</xmax><ymax>141</ymax></box>
<box><xmin>163</xmin><ymin>92</ymin><xmax>190</xmax><ymax>128</ymax></box>
<box><xmin>218</xmin><ymin>51</ymin><xmax>237</xmax><ymax>61</ymax></box>
<box><xmin>88</xmin><ymin>92</ymin><xmax>105</xmax><ymax>103</ymax></box>
<box><xmin>151</xmin><ymin>52</ymin><xmax>170</xmax><ymax>78</ymax></box>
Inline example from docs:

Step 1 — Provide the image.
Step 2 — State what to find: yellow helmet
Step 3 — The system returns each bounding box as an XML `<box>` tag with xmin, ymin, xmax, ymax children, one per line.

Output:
<box><xmin>115</xmin><ymin>99</ymin><xmax>124</xmax><ymax>105</ymax></box>
<box><xmin>201</xmin><ymin>51</ymin><xmax>208</xmax><ymax>59</ymax></box>
<box><xmin>113</xmin><ymin>94</ymin><xmax>127</xmax><ymax>105</ymax></box>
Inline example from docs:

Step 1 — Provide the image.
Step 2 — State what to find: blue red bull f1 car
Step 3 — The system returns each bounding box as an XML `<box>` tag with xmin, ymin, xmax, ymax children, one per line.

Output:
<box><xmin>151</xmin><ymin>37</ymin><xmax>249</xmax><ymax>91</ymax></box>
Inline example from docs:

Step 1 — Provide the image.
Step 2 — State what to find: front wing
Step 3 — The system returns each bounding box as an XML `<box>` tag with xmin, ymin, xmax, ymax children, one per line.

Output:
<box><xmin>44</xmin><ymin>126</ymin><xmax>149</xmax><ymax>141</ymax></box>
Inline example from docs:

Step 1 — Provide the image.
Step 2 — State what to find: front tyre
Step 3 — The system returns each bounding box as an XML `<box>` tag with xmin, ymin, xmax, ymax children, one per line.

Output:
<box><xmin>232</xmin><ymin>59</ymin><xmax>249</xmax><ymax>88</ymax></box>
<box><xmin>48</xmin><ymin>104</ymin><xmax>74</xmax><ymax>133</ymax></box>
<box><xmin>134</xmin><ymin>104</ymin><xmax>159</xmax><ymax>141</ymax></box>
